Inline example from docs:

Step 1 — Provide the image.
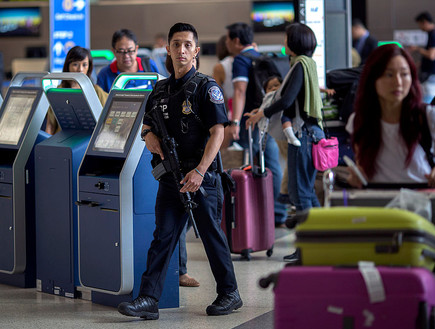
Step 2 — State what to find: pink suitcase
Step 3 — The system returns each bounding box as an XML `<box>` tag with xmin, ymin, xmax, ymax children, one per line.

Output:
<box><xmin>261</xmin><ymin>266</ymin><xmax>435</xmax><ymax>329</ymax></box>
<box><xmin>221</xmin><ymin>127</ymin><xmax>275</xmax><ymax>260</ymax></box>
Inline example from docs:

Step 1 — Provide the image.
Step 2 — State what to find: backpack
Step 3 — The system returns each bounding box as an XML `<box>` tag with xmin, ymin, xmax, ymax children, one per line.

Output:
<box><xmin>326</xmin><ymin>66</ymin><xmax>363</xmax><ymax>123</ymax></box>
<box><xmin>242</xmin><ymin>52</ymin><xmax>282</xmax><ymax>109</ymax></box>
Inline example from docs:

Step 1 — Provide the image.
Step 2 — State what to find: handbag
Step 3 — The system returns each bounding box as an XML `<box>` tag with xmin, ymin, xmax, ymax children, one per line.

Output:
<box><xmin>311</xmin><ymin>110</ymin><xmax>339</xmax><ymax>171</ymax></box>
<box><xmin>312</xmin><ymin>136</ymin><xmax>339</xmax><ymax>171</ymax></box>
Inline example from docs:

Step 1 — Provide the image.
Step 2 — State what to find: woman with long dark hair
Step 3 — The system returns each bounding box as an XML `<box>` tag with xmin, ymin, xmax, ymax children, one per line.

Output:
<box><xmin>347</xmin><ymin>44</ymin><xmax>435</xmax><ymax>187</ymax></box>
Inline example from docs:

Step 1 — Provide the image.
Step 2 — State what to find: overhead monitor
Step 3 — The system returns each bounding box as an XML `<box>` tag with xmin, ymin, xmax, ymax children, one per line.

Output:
<box><xmin>92</xmin><ymin>95</ymin><xmax>145</xmax><ymax>154</ymax></box>
<box><xmin>251</xmin><ymin>1</ymin><xmax>295</xmax><ymax>33</ymax></box>
<box><xmin>0</xmin><ymin>89</ymin><xmax>38</xmax><ymax>146</ymax></box>
<box><xmin>0</xmin><ymin>7</ymin><xmax>41</xmax><ymax>37</ymax></box>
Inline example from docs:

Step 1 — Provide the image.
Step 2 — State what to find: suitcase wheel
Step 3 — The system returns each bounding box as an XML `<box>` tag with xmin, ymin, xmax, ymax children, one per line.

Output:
<box><xmin>241</xmin><ymin>249</ymin><xmax>252</xmax><ymax>261</ymax></box>
<box><xmin>266</xmin><ymin>246</ymin><xmax>273</xmax><ymax>257</ymax></box>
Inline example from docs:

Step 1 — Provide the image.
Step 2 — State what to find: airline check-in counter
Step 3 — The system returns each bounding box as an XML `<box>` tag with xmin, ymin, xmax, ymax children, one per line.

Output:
<box><xmin>77</xmin><ymin>73</ymin><xmax>179</xmax><ymax>308</ymax></box>
<box><xmin>0</xmin><ymin>72</ymin><xmax>50</xmax><ymax>287</ymax></box>
<box><xmin>35</xmin><ymin>73</ymin><xmax>102</xmax><ymax>298</ymax></box>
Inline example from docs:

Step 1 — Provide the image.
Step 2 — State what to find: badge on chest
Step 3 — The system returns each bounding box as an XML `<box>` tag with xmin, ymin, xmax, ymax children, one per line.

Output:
<box><xmin>182</xmin><ymin>100</ymin><xmax>193</xmax><ymax>115</ymax></box>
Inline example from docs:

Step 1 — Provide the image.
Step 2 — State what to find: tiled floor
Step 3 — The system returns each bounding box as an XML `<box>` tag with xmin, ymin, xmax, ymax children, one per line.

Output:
<box><xmin>0</xmin><ymin>228</ymin><xmax>294</xmax><ymax>329</ymax></box>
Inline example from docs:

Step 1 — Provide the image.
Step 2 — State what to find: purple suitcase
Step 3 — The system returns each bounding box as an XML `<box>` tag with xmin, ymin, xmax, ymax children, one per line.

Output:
<box><xmin>262</xmin><ymin>266</ymin><xmax>435</xmax><ymax>329</ymax></box>
<box><xmin>221</xmin><ymin>126</ymin><xmax>275</xmax><ymax>260</ymax></box>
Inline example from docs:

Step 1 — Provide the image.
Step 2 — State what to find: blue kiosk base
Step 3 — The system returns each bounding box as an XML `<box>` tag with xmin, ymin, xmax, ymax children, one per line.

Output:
<box><xmin>89</xmin><ymin>152</ymin><xmax>180</xmax><ymax>309</ymax></box>
<box><xmin>35</xmin><ymin>131</ymin><xmax>91</xmax><ymax>298</ymax></box>
<box><xmin>0</xmin><ymin>131</ymin><xmax>49</xmax><ymax>288</ymax></box>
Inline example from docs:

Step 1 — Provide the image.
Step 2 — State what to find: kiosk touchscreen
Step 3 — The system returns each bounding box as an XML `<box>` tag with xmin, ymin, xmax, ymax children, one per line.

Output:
<box><xmin>77</xmin><ymin>73</ymin><xmax>178</xmax><ymax>308</ymax></box>
<box><xmin>92</xmin><ymin>96</ymin><xmax>141</xmax><ymax>154</ymax></box>
<box><xmin>0</xmin><ymin>72</ymin><xmax>50</xmax><ymax>288</ymax></box>
<box><xmin>35</xmin><ymin>73</ymin><xmax>102</xmax><ymax>298</ymax></box>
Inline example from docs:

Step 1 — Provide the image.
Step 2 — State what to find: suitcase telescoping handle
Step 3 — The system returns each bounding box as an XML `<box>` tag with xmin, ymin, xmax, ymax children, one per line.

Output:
<box><xmin>247</xmin><ymin>125</ymin><xmax>266</xmax><ymax>175</ymax></box>
<box><xmin>248</xmin><ymin>125</ymin><xmax>255</xmax><ymax>170</ymax></box>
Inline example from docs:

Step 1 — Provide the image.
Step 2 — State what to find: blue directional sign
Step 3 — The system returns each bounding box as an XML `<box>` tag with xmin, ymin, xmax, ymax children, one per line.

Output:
<box><xmin>50</xmin><ymin>0</ymin><xmax>89</xmax><ymax>72</ymax></box>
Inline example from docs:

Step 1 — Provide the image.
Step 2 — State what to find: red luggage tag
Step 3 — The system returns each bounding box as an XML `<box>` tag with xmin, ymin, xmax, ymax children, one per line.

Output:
<box><xmin>242</xmin><ymin>165</ymin><xmax>252</xmax><ymax>171</ymax></box>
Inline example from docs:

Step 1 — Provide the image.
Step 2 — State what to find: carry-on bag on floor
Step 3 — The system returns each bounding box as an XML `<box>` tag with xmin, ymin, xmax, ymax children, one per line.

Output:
<box><xmin>260</xmin><ymin>265</ymin><xmax>435</xmax><ymax>329</ymax></box>
<box><xmin>221</xmin><ymin>126</ymin><xmax>274</xmax><ymax>260</ymax></box>
<box><xmin>293</xmin><ymin>207</ymin><xmax>435</xmax><ymax>271</ymax></box>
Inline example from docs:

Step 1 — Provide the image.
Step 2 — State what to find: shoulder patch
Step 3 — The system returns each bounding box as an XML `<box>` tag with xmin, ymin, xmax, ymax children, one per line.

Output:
<box><xmin>208</xmin><ymin>86</ymin><xmax>224</xmax><ymax>104</ymax></box>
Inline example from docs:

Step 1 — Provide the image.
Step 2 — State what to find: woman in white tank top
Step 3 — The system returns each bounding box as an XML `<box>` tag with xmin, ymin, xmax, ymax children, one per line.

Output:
<box><xmin>347</xmin><ymin>44</ymin><xmax>435</xmax><ymax>188</ymax></box>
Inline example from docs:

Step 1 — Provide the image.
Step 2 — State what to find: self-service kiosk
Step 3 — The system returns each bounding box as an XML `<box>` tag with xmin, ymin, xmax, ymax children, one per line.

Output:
<box><xmin>77</xmin><ymin>73</ymin><xmax>179</xmax><ymax>308</ymax></box>
<box><xmin>0</xmin><ymin>72</ymin><xmax>50</xmax><ymax>287</ymax></box>
<box><xmin>35</xmin><ymin>73</ymin><xmax>102</xmax><ymax>298</ymax></box>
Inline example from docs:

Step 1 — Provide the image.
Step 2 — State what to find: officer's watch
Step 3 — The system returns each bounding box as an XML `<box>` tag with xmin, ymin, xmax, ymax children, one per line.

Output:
<box><xmin>230</xmin><ymin>120</ymin><xmax>240</xmax><ymax>127</ymax></box>
<box><xmin>141</xmin><ymin>129</ymin><xmax>152</xmax><ymax>141</ymax></box>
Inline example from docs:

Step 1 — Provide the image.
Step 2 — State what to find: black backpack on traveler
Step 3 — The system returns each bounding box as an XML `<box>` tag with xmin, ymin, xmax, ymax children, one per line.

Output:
<box><xmin>326</xmin><ymin>66</ymin><xmax>364</xmax><ymax>124</ymax></box>
<box><xmin>242</xmin><ymin>52</ymin><xmax>283</xmax><ymax>109</ymax></box>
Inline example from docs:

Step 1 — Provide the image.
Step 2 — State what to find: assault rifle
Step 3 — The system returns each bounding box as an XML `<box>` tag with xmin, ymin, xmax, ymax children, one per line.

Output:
<box><xmin>145</xmin><ymin>103</ymin><xmax>200</xmax><ymax>238</ymax></box>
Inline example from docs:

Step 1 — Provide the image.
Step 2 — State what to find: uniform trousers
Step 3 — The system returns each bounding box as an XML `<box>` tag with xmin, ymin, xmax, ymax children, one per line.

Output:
<box><xmin>139</xmin><ymin>171</ymin><xmax>238</xmax><ymax>300</ymax></box>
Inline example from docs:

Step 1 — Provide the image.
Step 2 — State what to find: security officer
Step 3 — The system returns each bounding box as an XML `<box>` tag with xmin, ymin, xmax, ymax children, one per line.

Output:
<box><xmin>117</xmin><ymin>22</ymin><xmax>242</xmax><ymax>320</ymax></box>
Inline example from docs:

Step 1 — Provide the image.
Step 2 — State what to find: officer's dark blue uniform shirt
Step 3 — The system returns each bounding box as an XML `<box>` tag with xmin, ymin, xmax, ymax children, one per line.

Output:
<box><xmin>144</xmin><ymin>67</ymin><xmax>228</xmax><ymax>162</ymax></box>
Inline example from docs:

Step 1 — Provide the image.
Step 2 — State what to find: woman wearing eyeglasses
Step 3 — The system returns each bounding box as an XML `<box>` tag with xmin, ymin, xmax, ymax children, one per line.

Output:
<box><xmin>96</xmin><ymin>28</ymin><xmax>160</xmax><ymax>93</ymax></box>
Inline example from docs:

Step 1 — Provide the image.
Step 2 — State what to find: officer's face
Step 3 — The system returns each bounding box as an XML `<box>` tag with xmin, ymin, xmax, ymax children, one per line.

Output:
<box><xmin>167</xmin><ymin>31</ymin><xmax>200</xmax><ymax>70</ymax></box>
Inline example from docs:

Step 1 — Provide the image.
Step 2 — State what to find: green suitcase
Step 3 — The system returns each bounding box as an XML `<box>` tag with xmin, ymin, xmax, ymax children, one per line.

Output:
<box><xmin>294</xmin><ymin>207</ymin><xmax>435</xmax><ymax>270</ymax></box>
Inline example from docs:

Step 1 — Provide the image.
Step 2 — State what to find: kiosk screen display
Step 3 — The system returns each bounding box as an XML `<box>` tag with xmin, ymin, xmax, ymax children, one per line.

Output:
<box><xmin>92</xmin><ymin>98</ymin><xmax>143</xmax><ymax>153</ymax></box>
<box><xmin>0</xmin><ymin>90</ymin><xmax>37</xmax><ymax>145</ymax></box>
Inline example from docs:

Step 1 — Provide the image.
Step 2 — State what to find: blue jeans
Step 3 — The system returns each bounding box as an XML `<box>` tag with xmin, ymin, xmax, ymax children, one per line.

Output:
<box><xmin>139</xmin><ymin>171</ymin><xmax>237</xmax><ymax>300</ymax></box>
<box><xmin>287</xmin><ymin>124</ymin><xmax>324</xmax><ymax>211</ymax></box>
<box><xmin>239</xmin><ymin>120</ymin><xmax>287</xmax><ymax>224</ymax></box>
<box><xmin>422</xmin><ymin>74</ymin><xmax>435</xmax><ymax>104</ymax></box>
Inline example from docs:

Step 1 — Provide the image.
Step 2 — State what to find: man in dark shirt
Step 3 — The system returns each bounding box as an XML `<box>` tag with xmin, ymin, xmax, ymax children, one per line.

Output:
<box><xmin>411</xmin><ymin>12</ymin><xmax>435</xmax><ymax>103</ymax></box>
<box><xmin>225</xmin><ymin>22</ymin><xmax>287</xmax><ymax>226</ymax></box>
<box><xmin>352</xmin><ymin>19</ymin><xmax>378</xmax><ymax>65</ymax></box>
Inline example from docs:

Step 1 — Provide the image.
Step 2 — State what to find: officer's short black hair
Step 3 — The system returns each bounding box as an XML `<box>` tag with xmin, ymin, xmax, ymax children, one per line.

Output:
<box><xmin>285</xmin><ymin>23</ymin><xmax>317</xmax><ymax>57</ymax></box>
<box><xmin>112</xmin><ymin>29</ymin><xmax>138</xmax><ymax>48</ymax></box>
<box><xmin>168</xmin><ymin>23</ymin><xmax>199</xmax><ymax>46</ymax></box>
<box><xmin>415</xmin><ymin>11</ymin><xmax>433</xmax><ymax>23</ymax></box>
<box><xmin>226</xmin><ymin>22</ymin><xmax>253</xmax><ymax>46</ymax></box>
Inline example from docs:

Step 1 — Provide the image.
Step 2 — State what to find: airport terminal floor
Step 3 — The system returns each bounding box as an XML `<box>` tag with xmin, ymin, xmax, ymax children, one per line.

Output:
<box><xmin>0</xmin><ymin>228</ymin><xmax>293</xmax><ymax>329</ymax></box>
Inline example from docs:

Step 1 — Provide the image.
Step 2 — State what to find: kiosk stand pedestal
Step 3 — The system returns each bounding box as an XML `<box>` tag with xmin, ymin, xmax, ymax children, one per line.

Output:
<box><xmin>0</xmin><ymin>72</ymin><xmax>50</xmax><ymax>288</ymax></box>
<box><xmin>77</xmin><ymin>73</ymin><xmax>179</xmax><ymax>308</ymax></box>
<box><xmin>35</xmin><ymin>73</ymin><xmax>102</xmax><ymax>298</ymax></box>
